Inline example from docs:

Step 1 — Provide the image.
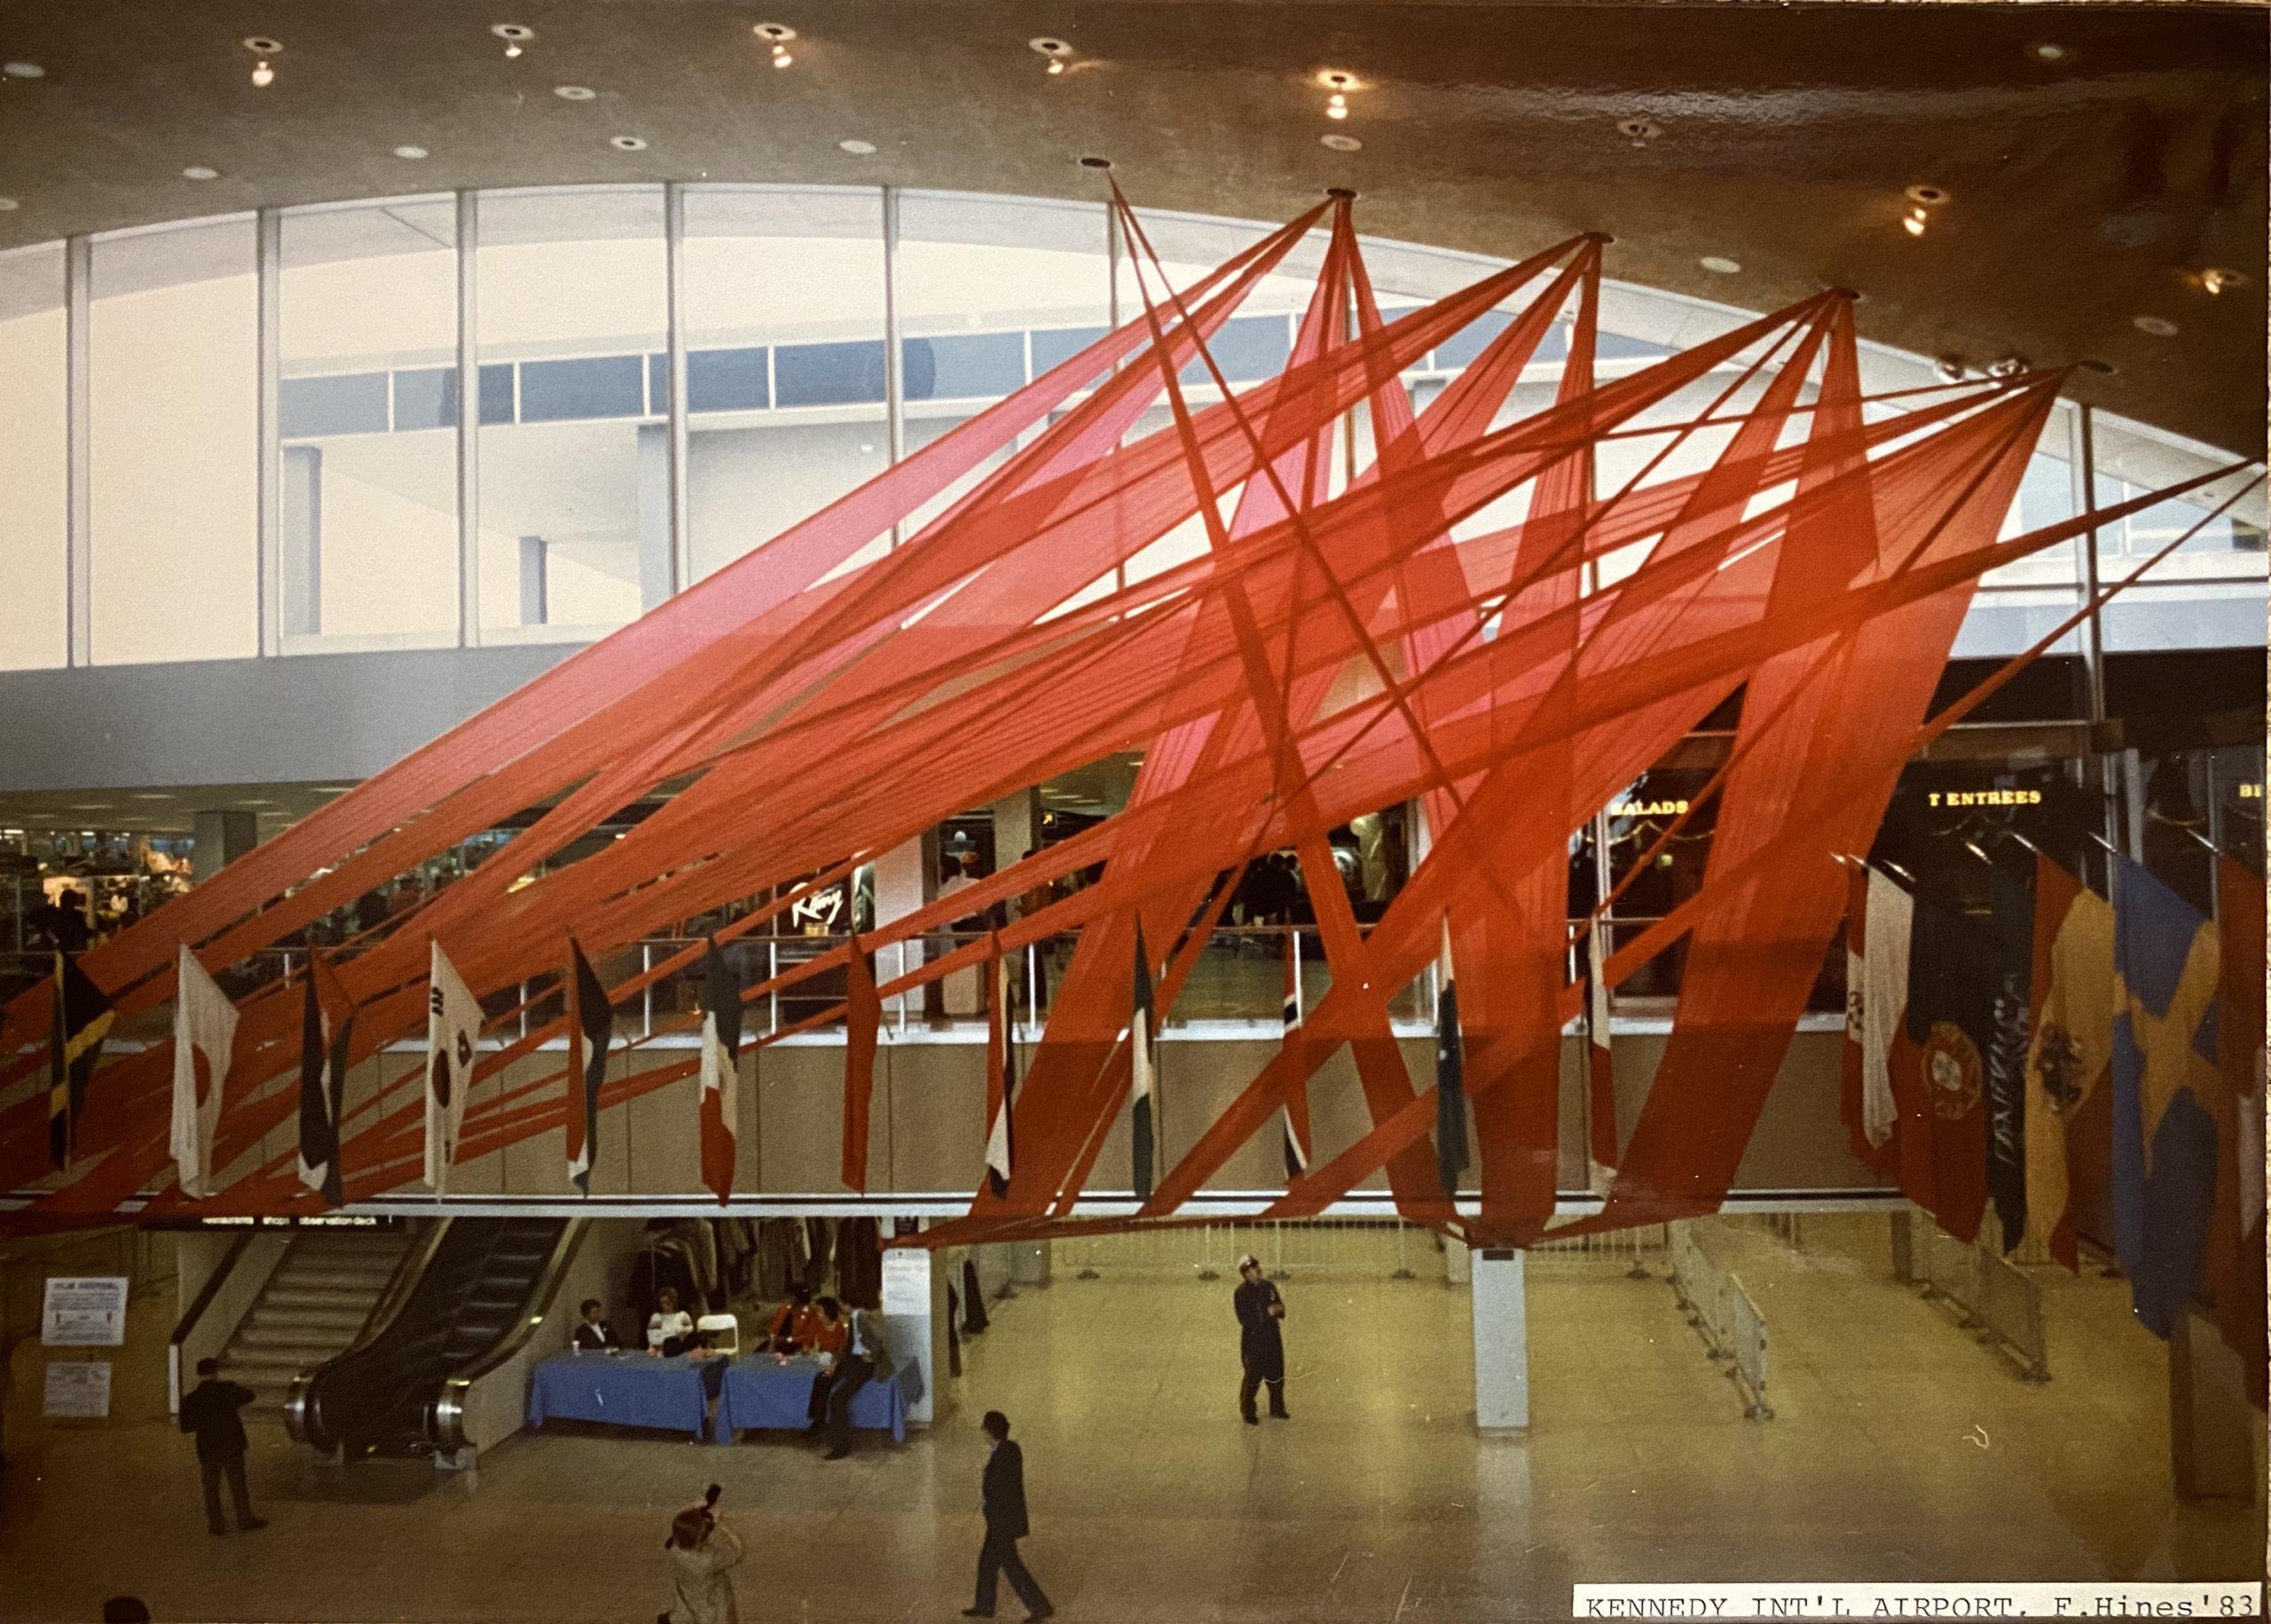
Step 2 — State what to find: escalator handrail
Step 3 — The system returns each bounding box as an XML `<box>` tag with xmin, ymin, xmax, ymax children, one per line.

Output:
<box><xmin>428</xmin><ymin>1219</ymin><xmax>589</xmax><ymax>1453</ymax></box>
<box><xmin>283</xmin><ymin>1220</ymin><xmax>450</xmax><ymax>1447</ymax></box>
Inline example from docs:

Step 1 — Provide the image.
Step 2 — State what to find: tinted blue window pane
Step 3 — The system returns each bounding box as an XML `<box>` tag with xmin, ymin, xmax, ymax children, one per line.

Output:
<box><xmin>1432</xmin><ymin>310</ymin><xmax>1515</xmax><ymax>372</ymax></box>
<box><xmin>280</xmin><ymin>373</ymin><xmax>389</xmax><ymax>439</ymax></box>
<box><xmin>688</xmin><ymin>347</ymin><xmax>770</xmax><ymax>412</ymax></box>
<box><xmin>913</xmin><ymin>333</ymin><xmax>1024</xmax><ymax>401</ymax></box>
<box><xmin>774</xmin><ymin>340</ymin><xmax>886</xmax><ymax>407</ymax></box>
<box><xmin>1181</xmin><ymin>315</ymin><xmax>1290</xmax><ymax>385</ymax></box>
<box><xmin>479</xmin><ymin>363</ymin><xmax>516</xmax><ymax>425</ymax></box>
<box><xmin>1597</xmin><ymin>333</ymin><xmax>1672</xmax><ymax>360</ymax></box>
<box><xmin>394</xmin><ymin>367</ymin><xmax>458</xmax><ymax>431</ymax></box>
<box><xmin>518</xmin><ymin>354</ymin><xmax>646</xmax><ymax>422</ymax></box>
<box><xmin>648</xmin><ymin>352</ymin><xmax>669</xmax><ymax>414</ymax></box>
<box><xmin>1030</xmin><ymin>326</ymin><xmax>1109</xmax><ymax>378</ymax></box>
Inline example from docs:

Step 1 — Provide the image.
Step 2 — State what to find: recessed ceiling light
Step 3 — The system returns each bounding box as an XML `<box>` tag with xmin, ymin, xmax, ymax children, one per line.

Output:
<box><xmin>1316</xmin><ymin>69</ymin><xmax>1360</xmax><ymax>90</ymax></box>
<box><xmin>1030</xmin><ymin>36</ymin><xmax>1073</xmax><ymax>60</ymax></box>
<box><xmin>1617</xmin><ymin>117</ymin><xmax>1662</xmax><ymax>141</ymax></box>
<box><xmin>838</xmin><ymin>138</ymin><xmax>876</xmax><ymax>155</ymax></box>
<box><xmin>1934</xmin><ymin>357</ymin><xmax>1969</xmax><ymax>382</ymax></box>
<box><xmin>554</xmin><ymin>83</ymin><xmax>596</xmax><ymax>101</ymax></box>
<box><xmin>1904</xmin><ymin>184</ymin><xmax>1950</xmax><ymax>206</ymax></box>
<box><xmin>182</xmin><ymin>166</ymin><xmax>221</xmax><ymax>181</ymax></box>
<box><xmin>394</xmin><ymin>145</ymin><xmax>429</xmax><ymax>160</ymax></box>
<box><xmin>491</xmin><ymin>22</ymin><xmax>534</xmax><ymax>59</ymax></box>
<box><xmin>2025</xmin><ymin>42</ymin><xmax>2073</xmax><ymax>64</ymax></box>
<box><xmin>609</xmin><ymin>134</ymin><xmax>648</xmax><ymax>152</ymax></box>
<box><xmin>2077</xmin><ymin>358</ymin><xmax>2118</xmax><ymax>376</ymax></box>
<box><xmin>755</xmin><ymin>22</ymin><xmax>797</xmax><ymax>42</ymax></box>
<box><xmin>1987</xmin><ymin>355</ymin><xmax>2028</xmax><ymax>378</ymax></box>
<box><xmin>1079</xmin><ymin>155</ymin><xmax>1112</xmax><ymax>169</ymax></box>
<box><xmin>0</xmin><ymin>198</ymin><xmax>17</xmax><ymax>211</ymax></box>
<box><xmin>129</xmin><ymin>793</ymin><xmax>174</xmax><ymax>801</ymax></box>
<box><xmin>66</xmin><ymin>804</ymin><xmax>111</xmax><ymax>812</ymax></box>
<box><xmin>1698</xmin><ymin>255</ymin><xmax>1741</xmax><ymax>275</ymax></box>
<box><xmin>242</xmin><ymin>36</ymin><xmax>283</xmax><ymax>54</ymax></box>
<box><xmin>3</xmin><ymin>60</ymin><xmax>44</xmax><ymax>79</ymax></box>
<box><xmin>312</xmin><ymin>786</ymin><xmax>355</xmax><ymax>795</ymax></box>
<box><xmin>1321</xmin><ymin>133</ymin><xmax>1362</xmax><ymax>152</ymax></box>
<box><xmin>2133</xmin><ymin>315</ymin><xmax>2180</xmax><ymax>338</ymax></box>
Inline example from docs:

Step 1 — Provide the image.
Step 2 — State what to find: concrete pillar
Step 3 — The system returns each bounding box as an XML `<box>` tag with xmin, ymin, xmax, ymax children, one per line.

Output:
<box><xmin>871</xmin><ymin>839</ymin><xmax>929</xmax><ymax>1023</ymax></box>
<box><xmin>2171</xmin><ymin>1310</ymin><xmax>2256</xmax><ymax>1499</ymax></box>
<box><xmin>879</xmin><ymin>1241</ymin><xmax>946</xmax><ymax>1429</ymax></box>
<box><xmin>992</xmin><ymin>789</ymin><xmax>1040</xmax><ymax>875</ymax></box>
<box><xmin>190</xmin><ymin>810</ymin><xmax>259</xmax><ymax>883</ymax></box>
<box><xmin>1009</xmin><ymin>1239</ymin><xmax>1051</xmax><ymax>1289</ymax></box>
<box><xmin>1472</xmin><ymin>1247</ymin><xmax>1529</xmax><ymax>1432</ymax></box>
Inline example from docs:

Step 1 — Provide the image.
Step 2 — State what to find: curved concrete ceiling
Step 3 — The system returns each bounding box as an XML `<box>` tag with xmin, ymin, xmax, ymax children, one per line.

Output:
<box><xmin>0</xmin><ymin>1</ymin><xmax>2262</xmax><ymax>452</ymax></box>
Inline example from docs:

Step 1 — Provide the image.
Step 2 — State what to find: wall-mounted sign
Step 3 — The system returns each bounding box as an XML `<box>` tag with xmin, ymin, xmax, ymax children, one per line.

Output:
<box><xmin>1925</xmin><ymin>788</ymin><xmax>2043</xmax><ymax>809</ymax></box>
<box><xmin>880</xmin><ymin>1250</ymin><xmax>931</xmax><ymax>1317</ymax></box>
<box><xmin>43</xmin><ymin>1360</ymin><xmax>113</xmax><ymax>1419</ymax></box>
<box><xmin>789</xmin><ymin>886</ymin><xmax>845</xmax><ymax>933</ymax></box>
<box><xmin>42</xmin><ymin>1276</ymin><xmax>129</xmax><ymax>1347</ymax></box>
<box><xmin>1609</xmin><ymin>799</ymin><xmax>1690</xmax><ymax>819</ymax></box>
<box><xmin>2237</xmin><ymin>783</ymin><xmax>2262</xmax><ymax>801</ymax></box>
<box><xmin>142</xmin><ymin>1213</ymin><xmax>401</xmax><ymax>1232</ymax></box>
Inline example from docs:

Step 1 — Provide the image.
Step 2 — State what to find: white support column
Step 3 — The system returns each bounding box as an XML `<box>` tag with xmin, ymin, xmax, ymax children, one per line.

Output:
<box><xmin>879</xmin><ymin>1238</ymin><xmax>946</xmax><ymax>1428</ymax></box>
<box><xmin>871</xmin><ymin>838</ymin><xmax>929</xmax><ymax>1023</ymax></box>
<box><xmin>1472</xmin><ymin>1246</ymin><xmax>1529</xmax><ymax>1432</ymax></box>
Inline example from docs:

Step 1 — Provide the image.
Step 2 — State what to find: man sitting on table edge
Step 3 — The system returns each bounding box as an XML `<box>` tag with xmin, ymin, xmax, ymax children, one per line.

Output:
<box><xmin>574</xmin><ymin>1298</ymin><xmax>622</xmax><ymax>1352</ymax></box>
<box><xmin>806</xmin><ymin>1301</ymin><xmax>892</xmax><ymax>1460</ymax></box>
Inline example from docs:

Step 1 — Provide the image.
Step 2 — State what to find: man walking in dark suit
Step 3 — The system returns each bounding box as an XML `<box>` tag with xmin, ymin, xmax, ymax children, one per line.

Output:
<box><xmin>1233</xmin><ymin>1254</ymin><xmax>1290</xmax><ymax>1424</ymax></box>
<box><xmin>178</xmin><ymin>1357</ymin><xmax>266</xmax><ymax>1535</ymax></box>
<box><xmin>963</xmin><ymin>1410</ymin><xmax>1053</xmax><ymax>1620</ymax></box>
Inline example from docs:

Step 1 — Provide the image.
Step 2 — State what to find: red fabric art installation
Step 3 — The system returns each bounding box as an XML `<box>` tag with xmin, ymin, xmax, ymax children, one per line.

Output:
<box><xmin>0</xmin><ymin>186</ymin><xmax>2251</xmax><ymax>1252</ymax></box>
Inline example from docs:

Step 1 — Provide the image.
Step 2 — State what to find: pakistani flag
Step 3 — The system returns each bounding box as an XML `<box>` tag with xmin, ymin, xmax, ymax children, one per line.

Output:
<box><xmin>985</xmin><ymin>936</ymin><xmax>1016</xmax><ymax>1198</ymax></box>
<box><xmin>1130</xmin><ymin>922</ymin><xmax>1158</xmax><ymax>1201</ymax></box>
<box><xmin>295</xmin><ymin>950</ymin><xmax>356</xmax><ymax>1206</ymax></box>
<box><xmin>564</xmin><ymin>939</ymin><xmax>614</xmax><ymax>1194</ymax></box>
<box><xmin>170</xmin><ymin>943</ymin><xmax>238</xmax><ymax>1198</ymax></box>
<box><xmin>1434</xmin><ymin>914</ymin><xmax>1468</xmax><ymax>1197</ymax></box>
<box><xmin>424</xmin><ymin>940</ymin><xmax>481</xmax><ymax>1193</ymax></box>
<box><xmin>698</xmin><ymin>938</ymin><xmax>741</xmax><ymax>1205</ymax></box>
<box><xmin>49</xmin><ymin>952</ymin><xmax>114</xmax><ymax>1170</ymax></box>
<box><xmin>1280</xmin><ymin>941</ymin><xmax>1308</xmax><ymax>1181</ymax></box>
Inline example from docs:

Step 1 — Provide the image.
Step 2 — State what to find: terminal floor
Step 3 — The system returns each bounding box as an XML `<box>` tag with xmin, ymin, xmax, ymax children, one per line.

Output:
<box><xmin>0</xmin><ymin>1217</ymin><xmax>2259</xmax><ymax>1623</ymax></box>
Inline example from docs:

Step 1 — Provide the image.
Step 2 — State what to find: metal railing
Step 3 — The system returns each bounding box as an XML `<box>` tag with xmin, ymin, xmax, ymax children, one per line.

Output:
<box><xmin>1907</xmin><ymin>1219</ymin><xmax>2049</xmax><ymax>1382</ymax></box>
<box><xmin>1666</xmin><ymin>1221</ymin><xmax>1772</xmax><ymax>1419</ymax></box>
<box><xmin>1059</xmin><ymin>1219</ymin><xmax>1440</xmax><ymax>1282</ymax></box>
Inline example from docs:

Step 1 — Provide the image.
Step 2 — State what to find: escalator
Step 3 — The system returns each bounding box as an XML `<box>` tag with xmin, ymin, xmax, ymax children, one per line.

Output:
<box><xmin>286</xmin><ymin>1217</ymin><xmax>579</xmax><ymax>1458</ymax></box>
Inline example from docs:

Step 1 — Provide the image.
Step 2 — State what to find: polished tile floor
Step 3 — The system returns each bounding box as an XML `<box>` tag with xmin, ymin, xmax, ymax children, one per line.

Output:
<box><xmin>0</xmin><ymin>1217</ymin><xmax>2259</xmax><ymax>1622</ymax></box>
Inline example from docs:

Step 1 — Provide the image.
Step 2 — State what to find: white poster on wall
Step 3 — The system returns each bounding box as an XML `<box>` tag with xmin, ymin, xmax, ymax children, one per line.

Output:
<box><xmin>880</xmin><ymin>1249</ymin><xmax>931</xmax><ymax>1317</ymax></box>
<box><xmin>43</xmin><ymin>1360</ymin><xmax>113</xmax><ymax>1419</ymax></box>
<box><xmin>41</xmin><ymin>1277</ymin><xmax>129</xmax><ymax>1347</ymax></box>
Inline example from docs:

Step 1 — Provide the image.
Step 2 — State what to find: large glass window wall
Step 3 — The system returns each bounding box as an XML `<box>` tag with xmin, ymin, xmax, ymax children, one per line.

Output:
<box><xmin>0</xmin><ymin>184</ymin><xmax>2256</xmax><ymax>674</ymax></box>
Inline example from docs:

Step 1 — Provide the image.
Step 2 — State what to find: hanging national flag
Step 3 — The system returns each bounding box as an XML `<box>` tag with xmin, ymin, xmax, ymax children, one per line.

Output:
<box><xmin>1841</xmin><ymin>863</ymin><xmax>1872</xmax><ymax>1162</ymax></box>
<box><xmin>1434</xmin><ymin>914</ymin><xmax>1468</xmax><ymax>1197</ymax></box>
<box><xmin>1858</xmin><ymin>864</ymin><xmax>1912</xmax><ymax>1154</ymax></box>
<box><xmin>698</xmin><ymin>938</ymin><xmax>742</xmax><ymax>1205</ymax></box>
<box><xmin>2207</xmin><ymin>854</ymin><xmax>2265</xmax><ymax>1403</ymax></box>
<box><xmin>1130</xmin><ymin>922</ymin><xmax>1159</xmax><ymax>1201</ymax></box>
<box><xmin>169</xmin><ymin>944</ymin><xmax>237</xmax><ymax>1198</ymax></box>
<box><xmin>1279</xmin><ymin>938</ymin><xmax>1308</xmax><ymax>1182</ymax></box>
<box><xmin>1982</xmin><ymin>866</ymin><xmax>2033</xmax><ymax>1252</ymax></box>
<box><xmin>2110</xmin><ymin>855</ymin><xmax>2221</xmax><ymax>1339</ymax></box>
<box><xmin>1584</xmin><ymin>917</ymin><xmax>1617</xmax><ymax>1171</ymax></box>
<box><xmin>49</xmin><ymin>951</ymin><xmax>114</xmax><ymax>1170</ymax></box>
<box><xmin>985</xmin><ymin>935</ymin><xmax>1016</xmax><ymax>1198</ymax></box>
<box><xmin>295</xmin><ymin>950</ymin><xmax>356</xmax><ymax>1206</ymax></box>
<box><xmin>1890</xmin><ymin>891</ymin><xmax>1994</xmax><ymax>1243</ymax></box>
<box><xmin>563</xmin><ymin>939</ymin><xmax>614</xmax><ymax>1195</ymax></box>
<box><xmin>2023</xmin><ymin>852</ymin><xmax>2116</xmax><ymax>1269</ymax></box>
<box><xmin>424</xmin><ymin>940</ymin><xmax>481</xmax><ymax>1194</ymax></box>
<box><xmin>841</xmin><ymin>930</ymin><xmax>880</xmax><ymax>1193</ymax></box>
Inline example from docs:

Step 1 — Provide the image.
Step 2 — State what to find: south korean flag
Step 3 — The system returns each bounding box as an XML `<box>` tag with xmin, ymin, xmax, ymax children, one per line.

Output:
<box><xmin>424</xmin><ymin>940</ymin><xmax>483</xmax><ymax>1193</ymax></box>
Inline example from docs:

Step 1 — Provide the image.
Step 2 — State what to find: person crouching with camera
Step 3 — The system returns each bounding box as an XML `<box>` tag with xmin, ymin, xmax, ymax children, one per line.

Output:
<box><xmin>660</xmin><ymin>1484</ymin><xmax>743</xmax><ymax>1624</ymax></box>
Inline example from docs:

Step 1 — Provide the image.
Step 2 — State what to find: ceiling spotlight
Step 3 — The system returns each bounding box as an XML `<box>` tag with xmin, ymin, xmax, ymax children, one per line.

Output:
<box><xmin>1046</xmin><ymin>58</ymin><xmax>1063</xmax><ymax>75</ymax></box>
<box><xmin>1902</xmin><ymin>210</ymin><xmax>1929</xmax><ymax>238</ymax></box>
<box><xmin>0</xmin><ymin>197</ymin><xmax>17</xmax><ymax>210</ymax></box>
<box><xmin>1934</xmin><ymin>357</ymin><xmax>1969</xmax><ymax>383</ymax></box>
<box><xmin>2025</xmin><ymin>42</ymin><xmax>2072</xmax><ymax>64</ymax></box>
<box><xmin>554</xmin><ymin>84</ymin><xmax>596</xmax><ymax>100</ymax></box>
<box><xmin>492</xmin><ymin>23</ymin><xmax>534</xmax><ymax>59</ymax></box>
<box><xmin>2198</xmin><ymin>267</ymin><xmax>2245</xmax><ymax>295</ymax></box>
<box><xmin>2133</xmin><ymin>314</ymin><xmax>2179</xmax><ymax>337</ymax></box>
<box><xmin>2</xmin><ymin>60</ymin><xmax>44</xmax><ymax>78</ymax></box>
<box><xmin>1617</xmin><ymin>117</ymin><xmax>1662</xmax><ymax>141</ymax></box>
<box><xmin>1698</xmin><ymin>255</ymin><xmax>1741</xmax><ymax>274</ymax></box>
<box><xmin>242</xmin><ymin>36</ymin><xmax>281</xmax><ymax>87</ymax></box>
<box><xmin>251</xmin><ymin>59</ymin><xmax>274</xmax><ymax>87</ymax></box>
<box><xmin>182</xmin><ymin>165</ymin><xmax>220</xmax><ymax>181</ymax></box>
<box><xmin>838</xmin><ymin>138</ymin><xmax>876</xmax><ymax>155</ymax></box>
<box><xmin>1326</xmin><ymin>96</ymin><xmax>1348</xmax><ymax>119</ymax></box>
<box><xmin>609</xmin><ymin>134</ymin><xmax>648</xmax><ymax>152</ymax></box>
<box><xmin>1986</xmin><ymin>355</ymin><xmax>2028</xmax><ymax>378</ymax></box>
<box><xmin>394</xmin><ymin>145</ymin><xmax>429</xmax><ymax>160</ymax></box>
<box><xmin>1321</xmin><ymin>133</ymin><xmax>1362</xmax><ymax>152</ymax></box>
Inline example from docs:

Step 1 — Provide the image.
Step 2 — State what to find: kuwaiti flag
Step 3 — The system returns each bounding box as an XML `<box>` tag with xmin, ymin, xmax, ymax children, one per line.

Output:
<box><xmin>1130</xmin><ymin>922</ymin><xmax>1158</xmax><ymax>1202</ymax></box>
<box><xmin>2110</xmin><ymin>855</ymin><xmax>2221</xmax><ymax>1338</ymax></box>
<box><xmin>49</xmin><ymin>951</ymin><xmax>114</xmax><ymax>1170</ymax></box>
<box><xmin>2023</xmin><ymin>853</ymin><xmax>2116</xmax><ymax>1268</ymax></box>
<box><xmin>295</xmin><ymin>949</ymin><xmax>356</xmax><ymax>1206</ymax></box>
<box><xmin>985</xmin><ymin>935</ymin><xmax>1016</xmax><ymax>1198</ymax></box>
<box><xmin>1858</xmin><ymin>863</ymin><xmax>1913</xmax><ymax>1152</ymax></box>
<box><xmin>170</xmin><ymin>944</ymin><xmax>238</xmax><ymax>1198</ymax></box>
<box><xmin>423</xmin><ymin>940</ymin><xmax>481</xmax><ymax>1193</ymax></box>
<box><xmin>1434</xmin><ymin>914</ymin><xmax>1468</xmax><ymax>1197</ymax></box>
<box><xmin>1583</xmin><ymin>917</ymin><xmax>1617</xmax><ymax>1170</ymax></box>
<box><xmin>698</xmin><ymin>938</ymin><xmax>741</xmax><ymax>1205</ymax></box>
<box><xmin>1279</xmin><ymin>941</ymin><xmax>1308</xmax><ymax>1182</ymax></box>
<box><xmin>564</xmin><ymin>939</ymin><xmax>615</xmax><ymax>1195</ymax></box>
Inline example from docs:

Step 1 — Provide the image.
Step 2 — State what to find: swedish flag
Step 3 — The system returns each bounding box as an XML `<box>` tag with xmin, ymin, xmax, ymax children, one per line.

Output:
<box><xmin>49</xmin><ymin>952</ymin><xmax>114</xmax><ymax>1168</ymax></box>
<box><xmin>2110</xmin><ymin>856</ymin><xmax>2222</xmax><ymax>1338</ymax></box>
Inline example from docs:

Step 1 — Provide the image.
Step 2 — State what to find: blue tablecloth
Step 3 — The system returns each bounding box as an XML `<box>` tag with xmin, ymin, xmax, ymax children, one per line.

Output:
<box><xmin>717</xmin><ymin>1355</ymin><xmax>918</xmax><ymax>1445</ymax></box>
<box><xmin>526</xmin><ymin>1352</ymin><xmax>727</xmax><ymax>1439</ymax></box>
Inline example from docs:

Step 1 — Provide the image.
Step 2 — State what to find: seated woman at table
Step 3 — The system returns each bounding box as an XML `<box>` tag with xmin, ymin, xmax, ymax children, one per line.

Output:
<box><xmin>764</xmin><ymin>1286</ymin><xmax>813</xmax><ymax>1354</ymax></box>
<box><xmin>648</xmin><ymin>1287</ymin><xmax>696</xmax><ymax>1357</ymax></box>
<box><xmin>573</xmin><ymin>1298</ymin><xmax>621</xmax><ymax>1352</ymax></box>
<box><xmin>802</xmin><ymin>1298</ymin><xmax>851</xmax><ymax>1432</ymax></box>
